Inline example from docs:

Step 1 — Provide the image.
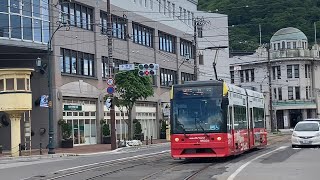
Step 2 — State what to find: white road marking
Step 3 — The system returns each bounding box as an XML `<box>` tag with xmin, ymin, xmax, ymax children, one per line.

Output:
<box><xmin>225</xmin><ymin>146</ymin><xmax>288</xmax><ymax>180</ymax></box>
<box><xmin>55</xmin><ymin>150</ymin><xmax>170</xmax><ymax>173</ymax></box>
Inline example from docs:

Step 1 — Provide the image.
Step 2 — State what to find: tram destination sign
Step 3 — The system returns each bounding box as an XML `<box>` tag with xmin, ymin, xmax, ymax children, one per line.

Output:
<box><xmin>64</xmin><ymin>105</ymin><xmax>82</xmax><ymax>111</ymax></box>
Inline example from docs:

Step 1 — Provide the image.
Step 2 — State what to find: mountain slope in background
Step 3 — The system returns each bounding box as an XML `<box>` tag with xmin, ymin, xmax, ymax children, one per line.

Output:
<box><xmin>198</xmin><ymin>0</ymin><xmax>320</xmax><ymax>52</ymax></box>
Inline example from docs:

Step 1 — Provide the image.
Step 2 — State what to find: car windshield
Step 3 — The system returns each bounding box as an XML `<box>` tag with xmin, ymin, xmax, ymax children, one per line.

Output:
<box><xmin>294</xmin><ymin>123</ymin><xmax>319</xmax><ymax>131</ymax></box>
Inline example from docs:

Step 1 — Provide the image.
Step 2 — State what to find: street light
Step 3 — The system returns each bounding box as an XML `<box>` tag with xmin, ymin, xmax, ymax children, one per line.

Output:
<box><xmin>46</xmin><ymin>19</ymin><xmax>70</xmax><ymax>154</ymax></box>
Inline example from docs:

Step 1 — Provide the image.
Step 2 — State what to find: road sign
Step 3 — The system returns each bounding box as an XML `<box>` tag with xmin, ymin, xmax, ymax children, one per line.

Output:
<box><xmin>107</xmin><ymin>86</ymin><xmax>115</xmax><ymax>94</ymax></box>
<box><xmin>119</xmin><ymin>64</ymin><xmax>135</xmax><ymax>71</ymax></box>
<box><xmin>107</xmin><ymin>78</ymin><xmax>114</xmax><ymax>86</ymax></box>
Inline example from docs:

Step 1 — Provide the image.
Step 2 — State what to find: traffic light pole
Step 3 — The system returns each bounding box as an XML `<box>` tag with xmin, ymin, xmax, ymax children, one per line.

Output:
<box><xmin>107</xmin><ymin>0</ymin><xmax>117</xmax><ymax>150</ymax></box>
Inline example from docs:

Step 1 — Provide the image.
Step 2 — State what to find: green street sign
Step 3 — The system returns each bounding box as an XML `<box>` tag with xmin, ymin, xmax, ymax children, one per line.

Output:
<box><xmin>64</xmin><ymin>105</ymin><xmax>82</xmax><ymax>111</ymax></box>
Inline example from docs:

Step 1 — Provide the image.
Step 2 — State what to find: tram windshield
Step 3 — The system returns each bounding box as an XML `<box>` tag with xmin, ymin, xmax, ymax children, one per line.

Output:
<box><xmin>171</xmin><ymin>85</ymin><xmax>227</xmax><ymax>134</ymax></box>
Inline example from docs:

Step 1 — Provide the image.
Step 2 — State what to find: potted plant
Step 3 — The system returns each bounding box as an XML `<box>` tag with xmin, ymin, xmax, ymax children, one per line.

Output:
<box><xmin>133</xmin><ymin>119</ymin><xmax>144</xmax><ymax>141</ymax></box>
<box><xmin>58</xmin><ymin>119</ymin><xmax>73</xmax><ymax>148</ymax></box>
<box><xmin>160</xmin><ymin>120</ymin><xmax>167</xmax><ymax>139</ymax></box>
<box><xmin>100</xmin><ymin>119</ymin><xmax>111</xmax><ymax>144</ymax></box>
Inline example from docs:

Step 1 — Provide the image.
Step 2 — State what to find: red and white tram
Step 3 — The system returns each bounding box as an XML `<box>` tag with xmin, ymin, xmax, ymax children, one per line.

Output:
<box><xmin>170</xmin><ymin>80</ymin><xmax>267</xmax><ymax>158</ymax></box>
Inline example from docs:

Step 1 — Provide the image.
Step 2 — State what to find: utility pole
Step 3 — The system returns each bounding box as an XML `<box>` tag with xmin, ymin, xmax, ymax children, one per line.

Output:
<box><xmin>193</xmin><ymin>18</ymin><xmax>198</xmax><ymax>81</ymax></box>
<box><xmin>107</xmin><ymin>0</ymin><xmax>116</xmax><ymax>150</ymax></box>
<box><xmin>267</xmin><ymin>44</ymin><xmax>275</xmax><ymax>132</ymax></box>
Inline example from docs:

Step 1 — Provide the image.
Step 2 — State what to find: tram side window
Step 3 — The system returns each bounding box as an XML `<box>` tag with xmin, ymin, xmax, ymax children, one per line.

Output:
<box><xmin>228</xmin><ymin>106</ymin><xmax>233</xmax><ymax>132</ymax></box>
<box><xmin>234</xmin><ymin>106</ymin><xmax>247</xmax><ymax>130</ymax></box>
<box><xmin>253</xmin><ymin>108</ymin><xmax>264</xmax><ymax>128</ymax></box>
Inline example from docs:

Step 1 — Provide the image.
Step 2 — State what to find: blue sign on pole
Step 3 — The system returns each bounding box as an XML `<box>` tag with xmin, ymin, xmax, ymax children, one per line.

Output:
<box><xmin>107</xmin><ymin>86</ymin><xmax>115</xmax><ymax>94</ymax></box>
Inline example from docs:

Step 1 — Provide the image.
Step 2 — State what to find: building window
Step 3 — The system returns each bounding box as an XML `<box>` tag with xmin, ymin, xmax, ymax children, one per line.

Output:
<box><xmin>240</xmin><ymin>71</ymin><xmax>244</xmax><ymax>83</ymax></box>
<box><xmin>100</xmin><ymin>12</ymin><xmax>127</xmax><ymax>40</ymax></box>
<box><xmin>132</xmin><ymin>23</ymin><xmax>154</xmax><ymax>47</ymax></box>
<box><xmin>305</xmin><ymin>64</ymin><xmax>311</xmax><ymax>78</ymax></box>
<box><xmin>172</xmin><ymin>3</ymin><xmax>175</xmax><ymax>18</ymax></box>
<box><xmin>295</xmin><ymin>86</ymin><xmax>300</xmax><ymax>100</ymax></box>
<box><xmin>240</xmin><ymin>69</ymin><xmax>254</xmax><ymax>82</ymax></box>
<box><xmin>287</xmin><ymin>42</ymin><xmax>291</xmax><ymax>49</ymax></box>
<box><xmin>0</xmin><ymin>0</ymin><xmax>49</xmax><ymax>43</ymax></box>
<box><xmin>294</xmin><ymin>64</ymin><xmax>299</xmax><ymax>78</ymax></box>
<box><xmin>197</xmin><ymin>26</ymin><xmax>203</xmax><ymax>38</ymax></box>
<box><xmin>245</xmin><ymin>70</ymin><xmax>249</xmax><ymax>82</ymax></box>
<box><xmin>168</xmin><ymin>1</ymin><xmax>171</xmax><ymax>17</ymax></box>
<box><xmin>159</xmin><ymin>31</ymin><xmax>176</xmax><ymax>53</ymax></box>
<box><xmin>160</xmin><ymin>68</ymin><xmax>177</xmax><ymax>86</ymax></box>
<box><xmin>273</xmin><ymin>43</ymin><xmax>276</xmax><ymax>50</ymax></box>
<box><xmin>199</xmin><ymin>54</ymin><xmax>204</xmax><ymax>65</ymax></box>
<box><xmin>277</xmin><ymin>43</ymin><xmax>280</xmax><ymax>50</ymax></box>
<box><xmin>306</xmin><ymin>86</ymin><xmax>310</xmax><ymax>99</ymax></box>
<box><xmin>60</xmin><ymin>48</ymin><xmax>94</xmax><ymax>77</ymax></box>
<box><xmin>251</xmin><ymin>69</ymin><xmax>254</xmax><ymax>82</ymax></box>
<box><xmin>181</xmin><ymin>72</ymin><xmax>195</xmax><ymax>82</ymax></box>
<box><xmin>61</xmin><ymin>2</ymin><xmax>93</xmax><ymax>31</ymax></box>
<box><xmin>274</xmin><ymin>88</ymin><xmax>277</xmax><ymax>99</ymax></box>
<box><xmin>278</xmin><ymin>87</ymin><xmax>282</xmax><ymax>100</ymax></box>
<box><xmin>282</xmin><ymin>41</ymin><xmax>285</xmax><ymax>49</ymax></box>
<box><xmin>288</xmin><ymin>87</ymin><xmax>294</xmax><ymax>100</ymax></box>
<box><xmin>180</xmin><ymin>39</ymin><xmax>192</xmax><ymax>58</ymax></box>
<box><xmin>287</xmin><ymin>65</ymin><xmax>293</xmax><ymax>78</ymax></box>
<box><xmin>272</xmin><ymin>66</ymin><xmax>281</xmax><ymax>80</ymax></box>
<box><xmin>230</xmin><ymin>71</ymin><xmax>234</xmax><ymax>84</ymax></box>
<box><xmin>150</xmin><ymin>0</ymin><xmax>153</xmax><ymax>9</ymax></box>
<box><xmin>163</xmin><ymin>0</ymin><xmax>166</xmax><ymax>15</ymax></box>
<box><xmin>293</xmin><ymin>42</ymin><xmax>297</xmax><ymax>49</ymax></box>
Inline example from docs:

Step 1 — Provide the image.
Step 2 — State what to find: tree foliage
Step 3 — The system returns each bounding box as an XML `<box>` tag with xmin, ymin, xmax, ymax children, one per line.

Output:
<box><xmin>114</xmin><ymin>69</ymin><xmax>154</xmax><ymax>109</ymax></box>
<box><xmin>198</xmin><ymin>0</ymin><xmax>320</xmax><ymax>51</ymax></box>
<box><xmin>112</xmin><ymin>69</ymin><xmax>154</xmax><ymax>139</ymax></box>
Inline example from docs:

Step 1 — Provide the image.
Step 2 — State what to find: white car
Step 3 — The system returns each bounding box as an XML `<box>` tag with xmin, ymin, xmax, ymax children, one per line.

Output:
<box><xmin>291</xmin><ymin>121</ymin><xmax>320</xmax><ymax>148</ymax></box>
<box><xmin>304</xmin><ymin>118</ymin><xmax>320</xmax><ymax>124</ymax></box>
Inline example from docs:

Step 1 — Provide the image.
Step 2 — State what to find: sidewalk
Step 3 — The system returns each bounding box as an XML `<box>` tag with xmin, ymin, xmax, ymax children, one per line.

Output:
<box><xmin>0</xmin><ymin>139</ymin><xmax>169</xmax><ymax>159</ymax></box>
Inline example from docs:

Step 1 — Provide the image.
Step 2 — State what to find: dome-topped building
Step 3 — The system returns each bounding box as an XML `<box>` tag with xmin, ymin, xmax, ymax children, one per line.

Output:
<box><xmin>270</xmin><ymin>27</ymin><xmax>308</xmax><ymax>50</ymax></box>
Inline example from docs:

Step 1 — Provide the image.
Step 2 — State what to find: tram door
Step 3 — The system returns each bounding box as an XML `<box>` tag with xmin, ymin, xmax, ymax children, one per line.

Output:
<box><xmin>249</xmin><ymin>108</ymin><xmax>254</xmax><ymax>148</ymax></box>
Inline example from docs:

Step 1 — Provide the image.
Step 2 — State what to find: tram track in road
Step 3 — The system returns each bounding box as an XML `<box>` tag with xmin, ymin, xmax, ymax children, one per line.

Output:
<box><xmin>25</xmin><ymin>150</ymin><xmax>171</xmax><ymax>180</ymax></box>
<box><xmin>183</xmin><ymin>162</ymin><xmax>215</xmax><ymax>180</ymax></box>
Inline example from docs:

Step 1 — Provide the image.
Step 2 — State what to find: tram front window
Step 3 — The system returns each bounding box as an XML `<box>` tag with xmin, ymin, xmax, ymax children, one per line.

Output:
<box><xmin>172</xmin><ymin>85</ymin><xmax>226</xmax><ymax>134</ymax></box>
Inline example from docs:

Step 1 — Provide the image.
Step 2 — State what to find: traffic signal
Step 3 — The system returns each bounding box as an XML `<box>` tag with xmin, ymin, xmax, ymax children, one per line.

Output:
<box><xmin>138</xmin><ymin>63</ymin><xmax>159</xmax><ymax>76</ymax></box>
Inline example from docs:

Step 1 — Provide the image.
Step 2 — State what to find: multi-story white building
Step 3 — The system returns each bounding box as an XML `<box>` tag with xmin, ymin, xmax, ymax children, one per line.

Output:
<box><xmin>230</xmin><ymin>27</ymin><xmax>320</xmax><ymax>130</ymax></box>
<box><xmin>0</xmin><ymin>0</ymin><xmax>229</xmax><ymax>149</ymax></box>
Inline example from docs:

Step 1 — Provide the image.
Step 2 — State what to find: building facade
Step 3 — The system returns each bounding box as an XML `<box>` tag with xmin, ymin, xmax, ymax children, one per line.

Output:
<box><xmin>230</xmin><ymin>27</ymin><xmax>320</xmax><ymax>130</ymax></box>
<box><xmin>0</xmin><ymin>0</ymin><xmax>229</xmax><ymax>150</ymax></box>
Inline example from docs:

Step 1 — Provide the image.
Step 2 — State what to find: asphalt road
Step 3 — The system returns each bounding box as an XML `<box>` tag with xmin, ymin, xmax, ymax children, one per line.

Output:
<box><xmin>2</xmin><ymin>136</ymin><xmax>320</xmax><ymax>180</ymax></box>
<box><xmin>216</xmin><ymin>145</ymin><xmax>320</xmax><ymax>180</ymax></box>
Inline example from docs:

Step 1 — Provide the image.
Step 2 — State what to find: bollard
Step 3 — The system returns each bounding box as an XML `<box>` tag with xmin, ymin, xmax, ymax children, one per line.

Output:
<box><xmin>146</xmin><ymin>136</ymin><xmax>148</xmax><ymax>145</ymax></box>
<box><xmin>18</xmin><ymin>144</ymin><xmax>21</xmax><ymax>156</ymax></box>
<box><xmin>151</xmin><ymin>136</ymin><xmax>153</xmax><ymax>144</ymax></box>
<box><xmin>124</xmin><ymin>138</ymin><xmax>126</xmax><ymax>147</ymax></box>
<box><xmin>40</xmin><ymin>143</ymin><xmax>42</xmax><ymax>155</ymax></box>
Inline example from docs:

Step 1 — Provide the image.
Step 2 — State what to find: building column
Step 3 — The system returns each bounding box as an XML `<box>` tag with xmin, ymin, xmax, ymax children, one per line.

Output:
<box><xmin>9</xmin><ymin>113</ymin><xmax>22</xmax><ymax>157</ymax></box>
<box><xmin>302</xmin><ymin>109</ymin><xmax>307</xmax><ymax>121</ymax></box>
<box><xmin>284</xmin><ymin>110</ymin><xmax>290</xmax><ymax>129</ymax></box>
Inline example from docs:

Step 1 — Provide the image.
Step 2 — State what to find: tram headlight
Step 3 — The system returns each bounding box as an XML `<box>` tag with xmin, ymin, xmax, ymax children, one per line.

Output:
<box><xmin>174</xmin><ymin>138</ymin><xmax>180</xmax><ymax>142</ymax></box>
<box><xmin>217</xmin><ymin>137</ymin><xmax>222</xmax><ymax>141</ymax></box>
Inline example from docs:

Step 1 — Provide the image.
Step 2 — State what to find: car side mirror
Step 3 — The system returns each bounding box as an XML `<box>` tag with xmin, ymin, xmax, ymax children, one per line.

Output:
<box><xmin>290</xmin><ymin>128</ymin><xmax>294</xmax><ymax>132</ymax></box>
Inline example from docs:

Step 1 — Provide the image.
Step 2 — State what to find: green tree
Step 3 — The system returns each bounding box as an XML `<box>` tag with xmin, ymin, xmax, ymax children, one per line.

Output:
<box><xmin>111</xmin><ymin>69</ymin><xmax>154</xmax><ymax>140</ymax></box>
<box><xmin>198</xmin><ymin>0</ymin><xmax>320</xmax><ymax>51</ymax></box>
